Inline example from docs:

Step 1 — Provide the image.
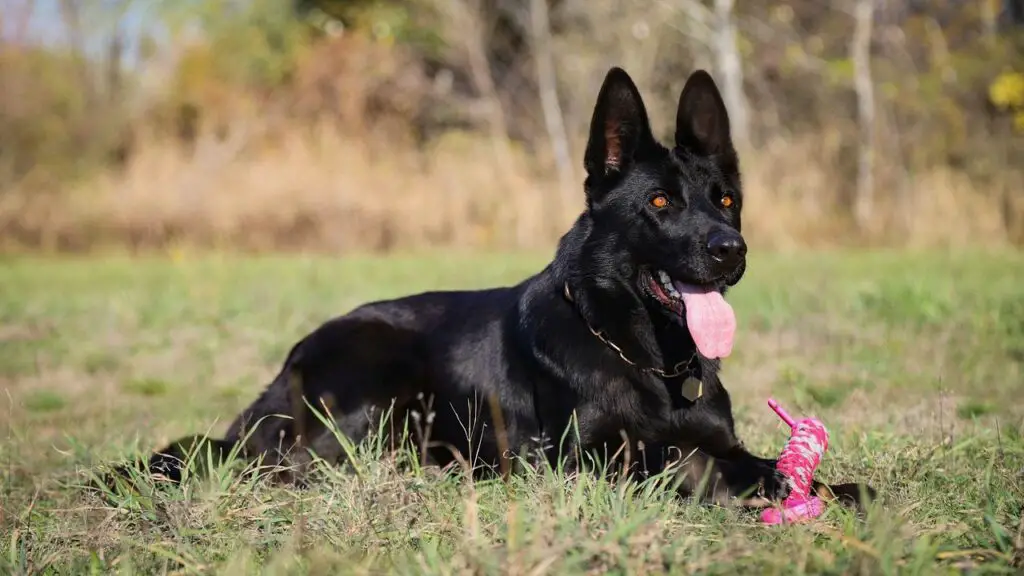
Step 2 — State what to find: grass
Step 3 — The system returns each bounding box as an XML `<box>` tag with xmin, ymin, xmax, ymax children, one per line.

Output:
<box><xmin>1</xmin><ymin>249</ymin><xmax>1023</xmax><ymax>574</ymax></box>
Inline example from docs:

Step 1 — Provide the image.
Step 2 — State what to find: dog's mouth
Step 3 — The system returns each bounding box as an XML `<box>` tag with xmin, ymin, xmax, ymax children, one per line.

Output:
<box><xmin>641</xmin><ymin>269</ymin><xmax>736</xmax><ymax>360</ymax></box>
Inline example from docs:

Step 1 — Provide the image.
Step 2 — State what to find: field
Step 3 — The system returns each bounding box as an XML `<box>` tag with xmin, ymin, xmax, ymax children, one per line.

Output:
<box><xmin>1</xmin><ymin>250</ymin><xmax>1023</xmax><ymax>574</ymax></box>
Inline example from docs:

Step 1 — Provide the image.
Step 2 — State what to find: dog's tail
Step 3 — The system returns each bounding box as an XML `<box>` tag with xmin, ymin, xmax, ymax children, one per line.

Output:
<box><xmin>97</xmin><ymin>366</ymin><xmax>308</xmax><ymax>494</ymax></box>
<box><xmin>815</xmin><ymin>481</ymin><xmax>879</xmax><ymax>511</ymax></box>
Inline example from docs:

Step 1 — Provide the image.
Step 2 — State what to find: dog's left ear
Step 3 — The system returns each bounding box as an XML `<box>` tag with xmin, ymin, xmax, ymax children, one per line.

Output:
<box><xmin>675</xmin><ymin>70</ymin><xmax>735</xmax><ymax>159</ymax></box>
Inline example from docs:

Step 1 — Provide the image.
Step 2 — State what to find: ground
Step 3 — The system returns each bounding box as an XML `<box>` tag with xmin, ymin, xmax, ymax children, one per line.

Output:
<box><xmin>1</xmin><ymin>250</ymin><xmax>1022</xmax><ymax>575</ymax></box>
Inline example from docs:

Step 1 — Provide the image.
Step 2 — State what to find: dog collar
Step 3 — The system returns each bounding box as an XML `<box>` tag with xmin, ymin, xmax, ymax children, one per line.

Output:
<box><xmin>562</xmin><ymin>281</ymin><xmax>702</xmax><ymax>399</ymax></box>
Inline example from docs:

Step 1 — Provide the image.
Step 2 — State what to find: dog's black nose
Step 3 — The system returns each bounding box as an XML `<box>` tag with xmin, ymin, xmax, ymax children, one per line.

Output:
<box><xmin>706</xmin><ymin>230</ymin><xmax>747</xmax><ymax>272</ymax></box>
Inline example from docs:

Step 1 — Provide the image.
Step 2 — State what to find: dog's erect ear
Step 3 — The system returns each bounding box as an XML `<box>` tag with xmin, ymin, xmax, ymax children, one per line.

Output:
<box><xmin>584</xmin><ymin>67</ymin><xmax>654</xmax><ymax>180</ymax></box>
<box><xmin>675</xmin><ymin>70</ymin><xmax>734</xmax><ymax>158</ymax></box>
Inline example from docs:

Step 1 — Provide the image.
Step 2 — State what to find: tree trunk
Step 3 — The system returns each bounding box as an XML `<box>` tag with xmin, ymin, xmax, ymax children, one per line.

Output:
<box><xmin>852</xmin><ymin>0</ymin><xmax>876</xmax><ymax>234</ymax></box>
<box><xmin>529</xmin><ymin>0</ymin><xmax>575</xmax><ymax>229</ymax></box>
<box><xmin>712</xmin><ymin>0</ymin><xmax>750</xmax><ymax>150</ymax></box>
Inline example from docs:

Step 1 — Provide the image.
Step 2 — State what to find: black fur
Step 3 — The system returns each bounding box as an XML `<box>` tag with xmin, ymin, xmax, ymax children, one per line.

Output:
<box><xmin>107</xmin><ymin>68</ymin><xmax>875</xmax><ymax>510</ymax></box>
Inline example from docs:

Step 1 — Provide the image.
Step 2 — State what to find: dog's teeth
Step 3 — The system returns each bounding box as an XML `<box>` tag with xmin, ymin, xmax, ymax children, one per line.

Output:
<box><xmin>655</xmin><ymin>270</ymin><xmax>678</xmax><ymax>297</ymax></box>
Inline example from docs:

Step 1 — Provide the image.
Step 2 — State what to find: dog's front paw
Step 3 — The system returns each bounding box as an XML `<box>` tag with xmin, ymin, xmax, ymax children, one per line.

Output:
<box><xmin>759</xmin><ymin>465</ymin><xmax>792</xmax><ymax>502</ymax></box>
<box><xmin>725</xmin><ymin>457</ymin><xmax>791</xmax><ymax>502</ymax></box>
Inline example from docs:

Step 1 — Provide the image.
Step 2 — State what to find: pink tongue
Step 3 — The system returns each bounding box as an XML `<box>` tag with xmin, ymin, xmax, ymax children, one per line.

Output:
<box><xmin>676</xmin><ymin>283</ymin><xmax>736</xmax><ymax>359</ymax></box>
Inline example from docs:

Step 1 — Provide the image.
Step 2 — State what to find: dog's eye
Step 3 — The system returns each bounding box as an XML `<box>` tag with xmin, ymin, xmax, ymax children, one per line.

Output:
<box><xmin>650</xmin><ymin>194</ymin><xmax>670</xmax><ymax>208</ymax></box>
<box><xmin>720</xmin><ymin>194</ymin><xmax>735</xmax><ymax>209</ymax></box>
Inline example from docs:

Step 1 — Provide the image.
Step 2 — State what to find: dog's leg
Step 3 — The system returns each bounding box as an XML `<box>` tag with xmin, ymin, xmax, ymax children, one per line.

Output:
<box><xmin>667</xmin><ymin>421</ymin><xmax>877</xmax><ymax>510</ymax></box>
<box><xmin>666</xmin><ymin>392</ymin><xmax>793</xmax><ymax>503</ymax></box>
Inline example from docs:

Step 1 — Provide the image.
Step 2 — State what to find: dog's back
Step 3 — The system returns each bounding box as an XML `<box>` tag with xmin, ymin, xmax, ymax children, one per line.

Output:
<box><xmin>174</xmin><ymin>281</ymin><xmax>533</xmax><ymax>474</ymax></box>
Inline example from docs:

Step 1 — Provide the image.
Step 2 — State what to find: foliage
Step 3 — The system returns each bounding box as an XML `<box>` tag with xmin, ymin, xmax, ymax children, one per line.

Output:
<box><xmin>990</xmin><ymin>70</ymin><xmax>1024</xmax><ymax>130</ymax></box>
<box><xmin>0</xmin><ymin>46</ymin><xmax>125</xmax><ymax>188</ymax></box>
<box><xmin>0</xmin><ymin>0</ymin><xmax>1022</xmax><ymax>251</ymax></box>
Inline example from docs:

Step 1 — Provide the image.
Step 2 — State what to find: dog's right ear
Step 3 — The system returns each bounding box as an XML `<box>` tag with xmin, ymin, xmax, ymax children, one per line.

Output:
<box><xmin>675</xmin><ymin>70</ymin><xmax>734</xmax><ymax>159</ymax></box>
<box><xmin>584</xmin><ymin>67</ymin><xmax>654</xmax><ymax>184</ymax></box>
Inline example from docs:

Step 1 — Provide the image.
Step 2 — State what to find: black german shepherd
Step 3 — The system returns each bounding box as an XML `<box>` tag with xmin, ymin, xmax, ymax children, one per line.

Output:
<box><xmin>113</xmin><ymin>67</ymin><xmax>873</xmax><ymax>509</ymax></box>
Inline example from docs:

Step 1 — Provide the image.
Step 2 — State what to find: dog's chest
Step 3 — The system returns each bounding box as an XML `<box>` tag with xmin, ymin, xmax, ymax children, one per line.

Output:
<box><xmin>591</xmin><ymin>374</ymin><xmax>700</xmax><ymax>435</ymax></box>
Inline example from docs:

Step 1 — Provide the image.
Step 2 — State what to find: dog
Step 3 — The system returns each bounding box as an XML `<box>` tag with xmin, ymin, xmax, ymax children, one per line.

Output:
<box><xmin>110</xmin><ymin>67</ymin><xmax>874</xmax><ymax>510</ymax></box>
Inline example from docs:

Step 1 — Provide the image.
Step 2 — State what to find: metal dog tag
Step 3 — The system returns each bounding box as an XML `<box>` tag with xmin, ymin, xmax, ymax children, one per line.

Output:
<box><xmin>681</xmin><ymin>376</ymin><xmax>703</xmax><ymax>401</ymax></box>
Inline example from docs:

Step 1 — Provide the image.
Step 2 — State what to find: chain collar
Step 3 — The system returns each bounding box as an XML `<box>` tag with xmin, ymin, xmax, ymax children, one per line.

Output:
<box><xmin>562</xmin><ymin>281</ymin><xmax>697</xmax><ymax>379</ymax></box>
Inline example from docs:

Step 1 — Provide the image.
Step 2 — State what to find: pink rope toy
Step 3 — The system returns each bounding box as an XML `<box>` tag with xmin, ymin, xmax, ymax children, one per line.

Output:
<box><xmin>760</xmin><ymin>398</ymin><xmax>830</xmax><ymax>525</ymax></box>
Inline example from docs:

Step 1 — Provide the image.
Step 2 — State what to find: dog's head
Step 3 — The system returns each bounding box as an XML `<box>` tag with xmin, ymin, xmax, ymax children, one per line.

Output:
<box><xmin>582</xmin><ymin>67</ymin><xmax>744</xmax><ymax>359</ymax></box>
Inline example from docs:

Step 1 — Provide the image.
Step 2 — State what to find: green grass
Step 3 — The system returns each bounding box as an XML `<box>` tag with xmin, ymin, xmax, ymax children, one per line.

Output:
<box><xmin>2</xmin><ymin>249</ymin><xmax>1023</xmax><ymax>574</ymax></box>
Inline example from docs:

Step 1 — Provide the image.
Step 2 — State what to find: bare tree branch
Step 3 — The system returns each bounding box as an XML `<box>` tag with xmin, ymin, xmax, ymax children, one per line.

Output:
<box><xmin>2</xmin><ymin>0</ymin><xmax>38</xmax><ymax>45</ymax></box>
<box><xmin>434</xmin><ymin>0</ymin><xmax>517</xmax><ymax>182</ymax></box>
<box><xmin>656</xmin><ymin>0</ymin><xmax>712</xmax><ymax>45</ymax></box>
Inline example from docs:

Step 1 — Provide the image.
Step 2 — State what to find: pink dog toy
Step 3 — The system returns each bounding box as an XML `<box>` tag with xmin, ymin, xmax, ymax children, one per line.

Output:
<box><xmin>760</xmin><ymin>398</ymin><xmax>829</xmax><ymax>525</ymax></box>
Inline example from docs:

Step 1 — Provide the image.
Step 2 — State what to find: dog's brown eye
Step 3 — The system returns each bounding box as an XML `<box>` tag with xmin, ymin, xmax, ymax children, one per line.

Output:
<box><xmin>720</xmin><ymin>194</ymin><xmax>734</xmax><ymax>208</ymax></box>
<box><xmin>650</xmin><ymin>194</ymin><xmax>669</xmax><ymax>208</ymax></box>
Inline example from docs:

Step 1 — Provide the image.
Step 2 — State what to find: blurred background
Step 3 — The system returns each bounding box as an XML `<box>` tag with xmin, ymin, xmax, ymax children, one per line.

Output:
<box><xmin>1</xmin><ymin>0</ymin><xmax>1022</xmax><ymax>254</ymax></box>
